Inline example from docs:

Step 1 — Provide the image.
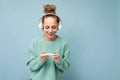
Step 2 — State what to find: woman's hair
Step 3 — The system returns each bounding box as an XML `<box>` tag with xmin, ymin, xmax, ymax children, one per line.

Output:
<box><xmin>43</xmin><ymin>4</ymin><xmax>56</xmax><ymax>14</ymax></box>
<box><xmin>41</xmin><ymin>4</ymin><xmax>60</xmax><ymax>27</ymax></box>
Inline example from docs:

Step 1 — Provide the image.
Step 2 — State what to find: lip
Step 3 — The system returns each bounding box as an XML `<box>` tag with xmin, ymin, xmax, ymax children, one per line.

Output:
<box><xmin>47</xmin><ymin>33</ymin><xmax>53</xmax><ymax>37</ymax></box>
<box><xmin>48</xmin><ymin>32</ymin><xmax>53</xmax><ymax>35</ymax></box>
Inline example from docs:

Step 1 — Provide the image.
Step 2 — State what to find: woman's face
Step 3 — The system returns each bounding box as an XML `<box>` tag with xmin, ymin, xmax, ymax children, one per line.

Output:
<box><xmin>43</xmin><ymin>17</ymin><xmax>58</xmax><ymax>40</ymax></box>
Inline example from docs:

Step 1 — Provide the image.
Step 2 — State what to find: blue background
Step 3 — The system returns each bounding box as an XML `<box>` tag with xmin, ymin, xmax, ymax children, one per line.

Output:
<box><xmin>0</xmin><ymin>0</ymin><xmax>120</xmax><ymax>80</ymax></box>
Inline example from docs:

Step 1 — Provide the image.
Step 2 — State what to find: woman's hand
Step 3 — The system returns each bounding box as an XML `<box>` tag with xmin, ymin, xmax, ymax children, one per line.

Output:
<box><xmin>40</xmin><ymin>51</ymin><xmax>49</xmax><ymax>62</ymax></box>
<box><xmin>53</xmin><ymin>52</ymin><xmax>60</xmax><ymax>62</ymax></box>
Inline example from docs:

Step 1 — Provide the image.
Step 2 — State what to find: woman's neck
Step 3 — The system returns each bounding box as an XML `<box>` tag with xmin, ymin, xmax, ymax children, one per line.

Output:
<box><xmin>44</xmin><ymin>35</ymin><xmax>57</xmax><ymax>41</ymax></box>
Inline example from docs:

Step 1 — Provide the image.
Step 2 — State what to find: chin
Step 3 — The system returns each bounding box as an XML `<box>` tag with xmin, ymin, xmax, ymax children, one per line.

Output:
<box><xmin>47</xmin><ymin>35</ymin><xmax>56</xmax><ymax>39</ymax></box>
<box><xmin>48</xmin><ymin>36</ymin><xmax>54</xmax><ymax>39</ymax></box>
<box><xmin>45</xmin><ymin>34</ymin><xmax>56</xmax><ymax>40</ymax></box>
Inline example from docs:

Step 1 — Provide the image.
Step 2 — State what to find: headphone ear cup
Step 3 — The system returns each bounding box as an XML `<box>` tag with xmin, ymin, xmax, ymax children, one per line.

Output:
<box><xmin>38</xmin><ymin>22</ymin><xmax>42</xmax><ymax>29</ymax></box>
<box><xmin>58</xmin><ymin>23</ymin><xmax>62</xmax><ymax>29</ymax></box>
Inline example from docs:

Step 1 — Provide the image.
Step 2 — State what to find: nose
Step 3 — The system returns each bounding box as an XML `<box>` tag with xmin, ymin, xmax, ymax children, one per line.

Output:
<box><xmin>49</xmin><ymin>28</ymin><xmax>52</xmax><ymax>32</ymax></box>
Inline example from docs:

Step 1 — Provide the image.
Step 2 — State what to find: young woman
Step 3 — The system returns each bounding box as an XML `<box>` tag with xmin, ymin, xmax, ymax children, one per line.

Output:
<box><xmin>26</xmin><ymin>4</ymin><xmax>70</xmax><ymax>80</ymax></box>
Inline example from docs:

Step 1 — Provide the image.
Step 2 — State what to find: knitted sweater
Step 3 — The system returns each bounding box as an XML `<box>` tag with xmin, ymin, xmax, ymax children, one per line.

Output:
<box><xmin>26</xmin><ymin>35</ymin><xmax>70</xmax><ymax>80</ymax></box>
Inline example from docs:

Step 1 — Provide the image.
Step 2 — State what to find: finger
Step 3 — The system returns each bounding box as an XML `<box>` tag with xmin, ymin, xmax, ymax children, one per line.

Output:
<box><xmin>54</xmin><ymin>54</ymin><xmax>60</xmax><ymax>58</ymax></box>
<box><xmin>40</xmin><ymin>53</ymin><xmax>46</xmax><ymax>57</ymax></box>
<box><xmin>41</xmin><ymin>55</ymin><xmax>47</xmax><ymax>58</ymax></box>
<box><xmin>53</xmin><ymin>52</ymin><xmax>57</xmax><ymax>54</ymax></box>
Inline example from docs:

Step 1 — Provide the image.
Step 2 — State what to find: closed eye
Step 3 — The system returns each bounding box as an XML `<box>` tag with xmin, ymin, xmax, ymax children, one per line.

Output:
<box><xmin>45</xmin><ymin>26</ymin><xmax>49</xmax><ymax>29</ymax></box>
<box><xmin>52</xmin><ymin>25</ymin><xmax>57</xmax><ymax>29</ymax></box>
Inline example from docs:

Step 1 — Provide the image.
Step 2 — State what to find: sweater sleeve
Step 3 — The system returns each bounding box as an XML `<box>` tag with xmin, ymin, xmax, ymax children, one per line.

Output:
<box><xmin>55</xmin><ymin>43</ymin><xmax>70</xmax><ymax>71</ymax></box>
<box><xmin>26</xmin><ymin>39</ymin><xmax>45</xmax><ymax>72</ymax></box>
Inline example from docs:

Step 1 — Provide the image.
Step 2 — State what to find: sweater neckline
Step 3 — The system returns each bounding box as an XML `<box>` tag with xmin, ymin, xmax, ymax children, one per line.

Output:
<box><xmin>42</xmin><ymin>35</ymin><xmax>59</xmax><ymax>42</ymax></box>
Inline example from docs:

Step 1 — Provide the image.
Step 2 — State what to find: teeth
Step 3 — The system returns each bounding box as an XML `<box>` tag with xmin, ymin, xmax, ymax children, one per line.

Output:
<box><xmin>48</xmin><ymin>33</ymin><xmax>52</xmax><ymax>35</ymax></box>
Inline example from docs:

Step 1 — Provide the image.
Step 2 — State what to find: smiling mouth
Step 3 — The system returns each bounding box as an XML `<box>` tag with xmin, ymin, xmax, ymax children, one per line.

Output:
<box><xmin>48</xmin><ymin>33</ymin><xmax>53</xmax><ymax>36</ymax></box>
<box><xmin>48</xmin><ymin>32</ymin><xmax>53</xmax><ymax>35</ymax></box>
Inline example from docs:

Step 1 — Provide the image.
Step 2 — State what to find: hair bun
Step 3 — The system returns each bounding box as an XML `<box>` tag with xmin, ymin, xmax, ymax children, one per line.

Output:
<box><xmin>44</xmin><ymin>4</ymin><xmax>56</xmax><ymax>14</ymax></box>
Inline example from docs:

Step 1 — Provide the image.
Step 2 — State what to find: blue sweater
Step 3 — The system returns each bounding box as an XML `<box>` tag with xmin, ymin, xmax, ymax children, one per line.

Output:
<box><xmin>26</xmin><ymin>36</ymin><xmax>70</xmax><ymax>80</ymax></box>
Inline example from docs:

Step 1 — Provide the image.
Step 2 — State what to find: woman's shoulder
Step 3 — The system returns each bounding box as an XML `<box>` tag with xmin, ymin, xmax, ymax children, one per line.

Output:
<box><xmin>56</xmin><ymin>35</ymin><xmax>68</xmax><ymax>45</ymax></box>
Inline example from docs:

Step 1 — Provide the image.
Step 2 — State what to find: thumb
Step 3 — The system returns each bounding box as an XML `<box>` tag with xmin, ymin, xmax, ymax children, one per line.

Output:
<box><xmin>53</xmin><ymin>51</ymin><xmax>56</xmax><ymax>54</ymax></box>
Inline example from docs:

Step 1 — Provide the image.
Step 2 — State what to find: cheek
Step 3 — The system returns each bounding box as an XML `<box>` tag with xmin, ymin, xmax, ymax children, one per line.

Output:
<box><xmin>53</xmin><ymin>29</ymin><xmax>58</xmax><ymax>33</ymax></box>
<box><xmin>43</xmin><ymin>29</ymin><xmax>48</xmax><ymax>33</ymax></box>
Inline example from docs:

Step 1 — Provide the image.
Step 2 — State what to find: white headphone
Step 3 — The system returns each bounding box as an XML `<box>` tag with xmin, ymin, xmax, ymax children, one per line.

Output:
<box><xmin>38</xmin><ymin>22</ymin><xmax>62</xmax><ymax>29</ymax></box>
